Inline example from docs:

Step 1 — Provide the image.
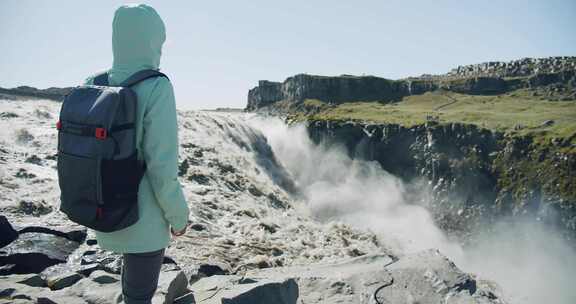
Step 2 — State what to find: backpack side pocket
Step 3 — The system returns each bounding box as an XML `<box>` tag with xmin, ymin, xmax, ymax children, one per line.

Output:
<box><xmin>97</xmin><ymin>152</ymin><xmax>144</xmax><ymax>232</ymax></box>
<box><xmin>57</xmin><ymin>152</ymin><xmax>101</xmax><ymax>227</ymax></box>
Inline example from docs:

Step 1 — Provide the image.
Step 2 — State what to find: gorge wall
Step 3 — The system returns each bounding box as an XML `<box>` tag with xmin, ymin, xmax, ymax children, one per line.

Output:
<box><xmin>442</xmin><ymin>56</ymin><xmax>576</xmax><ymax>78</ymax></box>
<box><xmin>246</xmin><ymin>56</ymin><xmax>576</xmax><ymax>240</ymax></box>
<box><xmin>246</xmin><ymin>56</ymin><xmax>576</xmax><ymax>111</ymax></box>
<box><xmin>306</xmin><ymin>120</ymin><xmax>576</xmax><ymax>241</ymax></box>
<box><xmin>0</xmin><ymin>86</ymin><xmax>72</xmax><ymax>101</ymax></box>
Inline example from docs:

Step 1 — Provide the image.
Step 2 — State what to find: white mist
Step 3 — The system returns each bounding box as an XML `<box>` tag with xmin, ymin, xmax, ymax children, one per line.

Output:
<box><xmin>249</xmin><ymin>116</ymin><xmax>576</xmax><ymax>304</ymax></box>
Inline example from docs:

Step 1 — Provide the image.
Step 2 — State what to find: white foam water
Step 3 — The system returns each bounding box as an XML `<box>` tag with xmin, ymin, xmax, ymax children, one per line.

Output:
<box><xmin>249</xmin><ymin>115</ymin><xmax>576</xmax><ymax>304</ymax></box>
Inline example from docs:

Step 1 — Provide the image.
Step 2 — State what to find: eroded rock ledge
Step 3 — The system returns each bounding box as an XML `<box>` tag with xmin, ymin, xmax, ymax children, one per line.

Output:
<box><xmin>306</xmin><ymin>119</ymin><xmax>576</xmax><ymax>240</ymax></box>
<box><xmin>0</xmin><ymin>86</ymin><xmax>72</xmax><ymax>101</ymax></box>
<box><xmin>246</xmin><ymin>56</ymin><xmax>576</xmax><ymax>111</ymax></box>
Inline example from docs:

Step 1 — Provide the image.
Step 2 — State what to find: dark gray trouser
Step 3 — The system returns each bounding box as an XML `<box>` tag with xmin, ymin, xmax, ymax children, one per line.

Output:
<box><xmin>121</xmin><ymin>249</ymin><xmax>165</xmax><ymax>304</ymax></box>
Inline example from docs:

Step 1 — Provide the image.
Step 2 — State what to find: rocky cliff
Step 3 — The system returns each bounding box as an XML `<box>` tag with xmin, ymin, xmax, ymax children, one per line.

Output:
<box><xmin>306</xmin><ymin>119</ymin><xmax>576</xmax><ymax>240</ymax></box>
<box><xmin>443</xmin><ymin>56</ymin><xmax>576</xmax><ymax>78</ymax></box>
<box><xmin>246</xmin><ymin>56</ymin><xmax>576</xmax><ymax>240</ymax></box>
<box><xmin>0</xmin><ymin>86</ymin><xmax>72</xmax><ymax>101</ymax></box>
<box><xmin>246</xmin><ymin>56</ymin><xmax>576</xmax><ymax>111</ymax></box>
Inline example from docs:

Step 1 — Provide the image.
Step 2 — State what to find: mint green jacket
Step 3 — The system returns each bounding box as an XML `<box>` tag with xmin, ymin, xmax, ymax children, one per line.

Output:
<box><xmin>86</xmin><ymin>4</ymin><xmax>189</xmax><ymax>253</ymax></box>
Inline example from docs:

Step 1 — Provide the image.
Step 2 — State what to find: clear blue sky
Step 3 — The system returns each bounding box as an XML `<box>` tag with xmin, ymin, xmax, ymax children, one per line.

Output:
<box><xmin>1</xmin><ymin>0</ymin><xmax>575</xmax><ymax>109</ymax></box>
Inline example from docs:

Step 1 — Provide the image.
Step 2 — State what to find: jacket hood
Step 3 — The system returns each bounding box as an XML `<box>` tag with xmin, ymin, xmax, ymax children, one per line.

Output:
<box><xmin>111</xmin><ymin>4</ymin><xmax>166</xmax><ymax>73</ymax></box>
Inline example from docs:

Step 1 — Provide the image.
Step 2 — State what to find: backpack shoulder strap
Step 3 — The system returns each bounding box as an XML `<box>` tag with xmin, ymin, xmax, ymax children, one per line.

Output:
<box><xmin>93</xmin><ymin>73</ymin><xmax>109</xmax><ymax>86</ymax></box>
<box><xmin>119</xmin><ymin>69</ymin><xmax>169</xmax><ymax>87</ymax></box>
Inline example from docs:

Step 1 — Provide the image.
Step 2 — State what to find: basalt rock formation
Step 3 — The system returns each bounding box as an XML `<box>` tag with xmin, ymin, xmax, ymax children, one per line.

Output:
<box><xmin>245</xmin><ymin>57</ymin><xmax>576</xmax><ymax>241</ymax></box>
<box><xmin>0</xmin><ymin>86</ymin><xmax>72</xmax><ymax>101</ymax></box>
<box><xmin>443</xmin><ymin>56</ymin><xmax>576</xmax><ymax>78</ymax></box>
<box><xmin>306</xmin><ymin>119</ymin><xmax>576</xmax><ymax>240</ymax></box>
<box><xmin>246</xmin><ymin>56</ymin><xmax>576</xmax><ymax>111</ymax></box>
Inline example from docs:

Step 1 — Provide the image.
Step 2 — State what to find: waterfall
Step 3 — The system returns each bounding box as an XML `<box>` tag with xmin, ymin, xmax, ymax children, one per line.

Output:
<box><xmin>246</xmin><ymin>114</ymin><xmax>576</xmax><ymax>304</ymax></box>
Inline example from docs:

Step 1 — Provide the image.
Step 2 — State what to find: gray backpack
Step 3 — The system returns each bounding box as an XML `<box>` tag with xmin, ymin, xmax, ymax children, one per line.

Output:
<box><xmin>57</xmin><ymin>69</ymin><xmax>168</xmax><ymax>232</ymax></box>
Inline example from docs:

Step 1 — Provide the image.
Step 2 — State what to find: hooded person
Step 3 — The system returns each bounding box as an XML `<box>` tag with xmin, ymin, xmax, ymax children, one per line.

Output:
<box><xmin>84</xmin><ymin>4</ymin><xmax>190</xmax><ymax>303</ymax></box>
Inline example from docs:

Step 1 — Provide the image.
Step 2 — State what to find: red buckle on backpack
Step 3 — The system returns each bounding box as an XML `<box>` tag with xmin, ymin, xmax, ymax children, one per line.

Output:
<box><xmin>95</xmin><ymin>128</ymin><xmax>107</xmax><ymax>140</ymax></box>
<box><xmin>56</xmin><ymin>121</ymin><xmax>62</xmax><ymax>130</ymax></box>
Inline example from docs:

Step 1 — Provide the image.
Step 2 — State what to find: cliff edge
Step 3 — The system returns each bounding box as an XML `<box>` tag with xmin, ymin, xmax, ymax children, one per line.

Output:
<box><xmin>246</xmin><ymin>56</ymin><xmax>576</xmax><ymax>111</ymax></box>
<box><xmin>245</xmin><ymin>56</ymin><xmax>576</xmax><ymax>240</ymax></box>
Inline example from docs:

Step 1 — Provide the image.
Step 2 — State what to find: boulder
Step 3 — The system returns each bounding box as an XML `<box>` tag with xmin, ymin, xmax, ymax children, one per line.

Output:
<box><xmin>42</xmin><ymin>264</ymin><xmax>84</xmax><ymax>290</ymax></box>
<box><xmin>182</xmin><ymin>262</ymin><xmax>231</xmax><ymax>285</ymax></box>
<box><xmin>89</xmin><ymin>270</ymin><xmax>119</xmax><ymax>284</ymax></box>
<box><xmin>46</xmin><ymin>272</ymin><xmax>84</xmax><ymax>291</ymax></box>
<box><xmin>152</xmin><ymin>270</ymin><xmax>190</xmax><ymax>304</ymax></box>
<box><xmin>221</xmin><ymin>278</ymin><xmax>298</xmax><ymax>304</ymax></box>
<box><xmin>16</xmin><ymin>274</ymin><xmax>47</xmax><ymax>288</ymax></box>
<box><xmin>0</xmin><ymin>233</ymin><xmax>80</xmax><ymax>275</ymax></box>
<box><xmin>191</xmin><ymin>275</ymin><xmax>298</xmax><ymax>304</ymax></box>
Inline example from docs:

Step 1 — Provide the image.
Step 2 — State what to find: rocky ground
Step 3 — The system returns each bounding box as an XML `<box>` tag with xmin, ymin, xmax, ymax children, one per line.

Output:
<box><xmin>0</xmin><ymin>98</ymin><xmax>507</xmax><ymax>303</ymax></box>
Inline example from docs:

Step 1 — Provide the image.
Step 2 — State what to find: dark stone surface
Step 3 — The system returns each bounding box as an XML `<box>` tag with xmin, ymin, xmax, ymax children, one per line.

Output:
<box><xmin>17</xmin><ymin>274</ymin><xmax>47</xmax><ymax>288</ymax></box>
<box><xmin>221</xmin><ymin>278</ymin><xmax>299</xmax><ymax>304</ymax></box>
<box><xmin>198</xmin><ymin>263</ymin><xmax>229</xmax><ymax>277</ymax></box>
<box><xmin>19</xmin><ymin>226</ymin><xmax>87</xmax><ymax>243</ymax></box>
<box><xmin>0</xmin><ymin>233</ymin><xmax>81</xmax><ymax>275</ymax></box>
<box><xmin>0</xmin><ymin>252</ymin><xmax>63</xmax><ymax>275</ymax></box>
<box><xmin>44</xmin><ymin>270</ymin><xmax>84</xmax><ymax>290</ymax></box>
<box><xmin>0</xmin><ymin>216</ymin><xmax>19</xmax><ymax>249</ymax></box>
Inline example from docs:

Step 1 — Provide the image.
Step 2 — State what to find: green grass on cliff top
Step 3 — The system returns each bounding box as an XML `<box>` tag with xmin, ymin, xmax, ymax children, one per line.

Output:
<box><xmin>301</xmin><ymin>89</ymin><xmax>576</xmax><ymax>144</ymax></box>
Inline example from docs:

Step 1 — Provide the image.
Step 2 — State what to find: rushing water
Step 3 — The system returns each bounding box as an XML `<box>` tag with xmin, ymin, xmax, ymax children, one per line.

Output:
<box><xmin>2</xmin><ymin>95</ymin><xmax>573</xmax><ymax>303</ymax></box>
<box><xmin>248</xmin><ymin>115</ymin><xmax>576</xmax><ymax>304</ymax></box>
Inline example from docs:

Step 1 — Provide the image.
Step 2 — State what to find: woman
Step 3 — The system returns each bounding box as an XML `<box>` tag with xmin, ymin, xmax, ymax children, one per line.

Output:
<box><xmin>85</xmin><ymin>4</ymin><xmax>190</xmax><ymax>303</ymax></box>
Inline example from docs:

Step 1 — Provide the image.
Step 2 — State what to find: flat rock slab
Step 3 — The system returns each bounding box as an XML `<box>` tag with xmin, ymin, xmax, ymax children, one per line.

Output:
<box><xmin>0</xmin><ymin>233</ymin><xmax>80</xmax><ymax>275</ymax></box>
<box><xmin>0</xmin><ymin>270</ymin><xmax>191</xmax><ymax>304</ymax></box>
<box><xmin>1</xmin><ymin>233</ymin><xmax>79</xmax><ymax>261</ymax></box>
<box><xmin>89</xmin><ymin>270</ymin><xmax>119</xmax><ymax>285</ymax></box>
<box><xmin>190</xmin><ymin>250</ymin><xmax>507</xmax><ymax>304</ymax></box>
<box><xmin>152</xmin><ymin>270</ymin><xmax>190</xmax><ymax>304</ymax></box>
<box><xmin>46</xmin><ymin>272</ymin><xmax>84</xmax><ymax>291</ymax></box>
<box><xmin>18</xmin><ymin>226</ymin><xmax>87</xmax><ymax>243</ymax></box>
<box><xmin>376</xmin><ymin>250</ymin><xmax>487</xmax><ymax>304</ymax></box>
<box><xmin>191</xmin><ymin>276</ymin><xmax>298</xmax><ymax>304</ymax></box>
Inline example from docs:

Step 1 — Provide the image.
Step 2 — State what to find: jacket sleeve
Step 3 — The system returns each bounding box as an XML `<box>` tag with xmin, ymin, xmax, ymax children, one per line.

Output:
<box><xmin>141</xmin><ymin>78</ymin><xmax>190</xmax><ymax>231</ymax></box>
